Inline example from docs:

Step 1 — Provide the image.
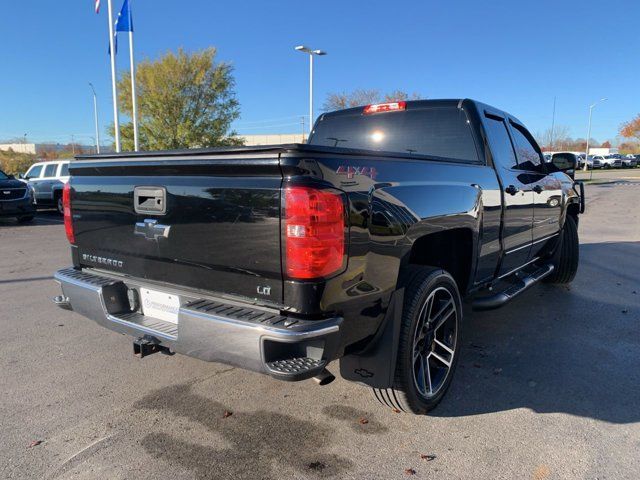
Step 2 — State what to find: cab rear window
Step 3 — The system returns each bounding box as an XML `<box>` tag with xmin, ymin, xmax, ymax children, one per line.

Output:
<box><xmin>309</xmin><ymin>106</ymin><xmax>479</xmax><ymax>163</ymax></box>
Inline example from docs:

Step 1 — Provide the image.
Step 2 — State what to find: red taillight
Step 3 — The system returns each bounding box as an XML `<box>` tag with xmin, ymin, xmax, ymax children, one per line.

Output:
<box><xmin>63</xmin><ymin>183</ymin><xmax>75</xmax><ymax>244</ymax></box>
<box><xmin>363</xmin><ymin>101</ymin><xmax>406</xmax><ymax>115</ymax></box>
<box><xmin>285</xmin><ymin>186</ymin><xmax>345</xmax><ymax>279</ymax></box>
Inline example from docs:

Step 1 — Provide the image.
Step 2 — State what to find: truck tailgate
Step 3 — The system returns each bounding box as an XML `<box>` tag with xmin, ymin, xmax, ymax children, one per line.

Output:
<box><xmin>69</xmin><ymin>155</ymin><xmax>283</xmax><ymax>302</ymax></box>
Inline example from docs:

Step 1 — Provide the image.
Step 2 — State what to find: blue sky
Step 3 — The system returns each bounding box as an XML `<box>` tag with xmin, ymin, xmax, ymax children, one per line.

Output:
<box><xmin>1</xmin><ymin>0</ymin><xmax>638</xmax><ymax>145</ymax></box>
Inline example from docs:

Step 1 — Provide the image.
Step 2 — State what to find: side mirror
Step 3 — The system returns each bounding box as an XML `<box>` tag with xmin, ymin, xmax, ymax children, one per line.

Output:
<box><xmin>18</xmin><ymin>173</ymin><xmax>24</xmax><ymax>179</ymax></box>
<box><xmin>551</xmin><ymin>153</ymin><xmax>577</xmax><ymax>177</ymax></box>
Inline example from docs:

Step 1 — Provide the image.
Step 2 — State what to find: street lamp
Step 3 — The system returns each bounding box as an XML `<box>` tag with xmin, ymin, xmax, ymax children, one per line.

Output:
<box><xmin>88</xmin><ymin>83</ymin><xmax>101</xmax><ymax>154</ymax></box>
<box><xmin>295</xmin><ymin>45</ymin><xmax>326</xmax><ymax>134</ymax></box>
<box><xmin>583</xmin><ymin>97</ymin><xmax>607</xmax><ymax>172</ymax></box>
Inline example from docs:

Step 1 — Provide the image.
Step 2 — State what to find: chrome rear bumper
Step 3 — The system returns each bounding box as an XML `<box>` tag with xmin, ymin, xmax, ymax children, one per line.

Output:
<box><xmin>53</xmin><ymin>268</ymin><xmax>342</xmax><ymax>380</ymax></box>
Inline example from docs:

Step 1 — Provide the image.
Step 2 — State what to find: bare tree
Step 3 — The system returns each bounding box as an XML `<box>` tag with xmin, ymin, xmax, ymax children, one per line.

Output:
<box><xmin>323</xmin><ymin>89</ymin><xmax>423</xmax><ymax>112</ymax></box>
<box><xmin>535</xmin><ymin>125</ymin><xmax>571</xmax><ymax>150</ymax></box>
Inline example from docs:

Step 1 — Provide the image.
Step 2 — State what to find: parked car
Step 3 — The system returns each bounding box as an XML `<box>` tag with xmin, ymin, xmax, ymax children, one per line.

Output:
<box><xmin>52</xmin><ymin>99</ymin><xmax>582</xmax><ymax>414</ymax></box>
<box><xmin>621</xmin><ymin>154</ymin><xmax>638</xmax><ymax>168</ymax></box>
<box><xmin>599</xmin><ymin>154</ymin><xmax>623</xmax><ymax>169</ymax></box>
<box><xmin>22</xmin><ymin>160</ymin><xmax>71</xmax><ymax>214</ymax></box>
<box><xmin>585</xmin><ymin>155</ymin><xmax>602</xmax><ymax>169</ymax></box>
<box><xmin>591</xmin><ymin>155</ymin><xmax>618</xmax><ymax>169</ymax></box>
<box><xmin>0</xmin><ymin>168</ymin><xmax>36</xmax><ymax>222</ymax></box>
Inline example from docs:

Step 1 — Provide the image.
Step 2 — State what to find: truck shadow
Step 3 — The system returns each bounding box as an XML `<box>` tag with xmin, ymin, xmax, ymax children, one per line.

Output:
<box><xmin>132</xmin><ymin>382</ymin><xmax>354</xmax><ymax>479</ymax></box>
<box><xmin>434</xmin><ymin>241</ymin><xmax>640</xmax><ymax>424</ymax></box>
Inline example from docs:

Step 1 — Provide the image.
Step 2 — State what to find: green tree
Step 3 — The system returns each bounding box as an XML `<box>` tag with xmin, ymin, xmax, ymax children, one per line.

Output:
<box><xmin>112</xmin><ymin>48</ymin><xmax>242</xmax><ymax>150</ymax></box>
<box><xmin>0</xmin><ymin>149</ymin><xmax>37</xmax><ymax>175</ymax></box>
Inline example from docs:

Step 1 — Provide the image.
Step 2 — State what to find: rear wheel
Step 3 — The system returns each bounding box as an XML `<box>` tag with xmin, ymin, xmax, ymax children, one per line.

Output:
<box><xmin>373</xmin><ymin>267</ymin><xmax>462</xmax><ymax>414</ymax></box>
<box><xmin>544</xmin><ymin>214</ymin><xmax>579</xmax><ymax>284</ymax></box>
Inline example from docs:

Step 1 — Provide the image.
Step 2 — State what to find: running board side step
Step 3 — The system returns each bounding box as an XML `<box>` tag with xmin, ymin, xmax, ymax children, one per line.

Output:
<box><xmin>472</xmin><ymin>264</ymin><xmax>554</xmax><ymax>311</ymax></box>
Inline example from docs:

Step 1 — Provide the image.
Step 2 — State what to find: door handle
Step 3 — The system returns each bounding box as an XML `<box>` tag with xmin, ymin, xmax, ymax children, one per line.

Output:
<box><xmin>533</xmin><ymin>185</ymin><xmax>543</xmax><ymax>194</ymax></box>
<box><xmin>505</xmin><ymin>185</ymin><xmax>519</xmax><ymax>195</ymax></box>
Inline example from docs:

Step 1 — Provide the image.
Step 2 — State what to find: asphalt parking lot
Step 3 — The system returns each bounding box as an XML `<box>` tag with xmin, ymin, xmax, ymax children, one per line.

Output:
<box><xmin>1</xmin><ymin>178</ymin><xmax>639</xmax><ymax>480</ymax></box>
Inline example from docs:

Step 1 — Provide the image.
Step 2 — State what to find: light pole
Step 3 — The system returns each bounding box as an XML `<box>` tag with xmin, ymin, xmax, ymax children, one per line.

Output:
<box><xmin>89</xmin><ymin>83</ymin><xmax>101</xmax><ymax>154</ymax></box>
<box><xmin>295</xmin><ymin>45</ymin><xmax>326</xmax><ymax>133</ymax></box>
<box><xmin>583</xmin><ymin>97</ymin><xmax>607</xmax><ymax>172</ymax></box>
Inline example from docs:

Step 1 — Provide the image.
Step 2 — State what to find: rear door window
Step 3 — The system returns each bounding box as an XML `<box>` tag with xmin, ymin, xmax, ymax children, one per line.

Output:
<box><xmin>483</xmin><ymin>116</ymin><xmax>518</xmax><ymax>169</ymax></box>
<box><xmin>509</xmin><ymin>122</ymin><xmax>543</xmax><ymax>172</ymax></box>
<box><xmin>43</xmin><ymin>163</ymin><xmax>58</xmax><ymax>178</ymax></box>
<box><xmin>310</xmin><ymin>106</ymin><xmax>479</xmax><ymax>162</ymax></box>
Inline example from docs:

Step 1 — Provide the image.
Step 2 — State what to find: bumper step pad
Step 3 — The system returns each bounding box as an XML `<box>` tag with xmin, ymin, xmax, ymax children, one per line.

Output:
<box><xmin>265</xmin><ymin>357</ymin><xmax>326</xmax><ymax>381</ymax></box>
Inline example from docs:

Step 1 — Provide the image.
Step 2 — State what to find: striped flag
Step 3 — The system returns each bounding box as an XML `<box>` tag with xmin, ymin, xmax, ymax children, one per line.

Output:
<box><xmin>95</xmin><ymin>0</ymin><xmax>100</xmax><ymax>13</ymax></box>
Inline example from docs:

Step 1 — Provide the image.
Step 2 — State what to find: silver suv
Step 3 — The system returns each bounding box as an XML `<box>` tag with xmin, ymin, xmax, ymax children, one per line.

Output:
<box><xmin>22</xmin><ymin>160</ymin><xmax>71</xmax><ymax>214</ymax></box>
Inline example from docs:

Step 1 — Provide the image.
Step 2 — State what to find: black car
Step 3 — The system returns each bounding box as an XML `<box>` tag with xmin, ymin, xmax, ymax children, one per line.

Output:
<box><xmin>0</xmin><ymin>168</ymin><xmax>36</xmax><ymax>222</ymax></box>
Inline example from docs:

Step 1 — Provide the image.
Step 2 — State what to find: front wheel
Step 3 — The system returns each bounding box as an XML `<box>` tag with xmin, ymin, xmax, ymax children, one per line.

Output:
<box><xmin>373</xmin><ymin>267</ymin><xmax>462</xmax><ymax>414</ymax></box>
<box><xmin>544</xmin><ymin>214</ymin><xmax>579</xmax><ymax>284</ymax></box>
<box><xmin>56</xmin><ymin>195</ymin><xmax>64</xmax><ymax>215</ymax></box>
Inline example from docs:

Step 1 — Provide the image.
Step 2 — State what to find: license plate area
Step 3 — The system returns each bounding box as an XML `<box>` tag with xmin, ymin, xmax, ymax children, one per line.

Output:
<box><xmin>140</xmin><ymin>288</ymin><xmax>180</xmax><ymax>324</ymax></box>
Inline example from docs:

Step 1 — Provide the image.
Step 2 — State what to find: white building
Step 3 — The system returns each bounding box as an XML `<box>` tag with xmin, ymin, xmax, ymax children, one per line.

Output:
<box><xmin>588</xmin><ymin>147</ymin><xmax>618</xmax><ymax>156</ymax></box>
<box><xmin>239</xmin><ymin>133</ymin><xmax>307</xmax><ymax>146</ymax></box>
<box><xmin>0</xmin><ymin>143</ymin><xmax>37</xmax><ymax>154</ymax></box>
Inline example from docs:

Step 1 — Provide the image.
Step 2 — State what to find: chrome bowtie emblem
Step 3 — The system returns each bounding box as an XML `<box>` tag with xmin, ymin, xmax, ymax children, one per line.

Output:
<box><xmin>2</xmin><ymin>191</ymin><xmax>10</xmax><ymax>195</ymax></box>
<box><xmin>134</xmin><ymin>219</ymin><xmax>171</xmax><ymax>241</ymax></box>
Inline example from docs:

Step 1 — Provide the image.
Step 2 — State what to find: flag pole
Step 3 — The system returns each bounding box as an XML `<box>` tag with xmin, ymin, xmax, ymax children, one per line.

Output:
<box><xmin>129</xmin><ymin>29</ymin><xmax>139</xmax><ymax>151</ymax></box>
<box><xmin>107</xmin><ymin>0</ymin><xmax>120</xmax><ymax>152</ymax></box>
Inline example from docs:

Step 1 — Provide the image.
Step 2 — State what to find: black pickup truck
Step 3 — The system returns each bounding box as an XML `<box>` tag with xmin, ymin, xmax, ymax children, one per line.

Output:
<box><xmin>53</xmin><ymin>99</ymin><xmax>582</xmax><ymax>414</ymax></box>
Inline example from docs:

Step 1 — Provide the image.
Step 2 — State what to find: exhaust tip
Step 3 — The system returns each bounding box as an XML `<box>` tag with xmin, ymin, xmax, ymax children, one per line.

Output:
<box><xmin>313</xmin><ymin>368</ymin><xmax>335</xmax><ymax>386</ymax></box>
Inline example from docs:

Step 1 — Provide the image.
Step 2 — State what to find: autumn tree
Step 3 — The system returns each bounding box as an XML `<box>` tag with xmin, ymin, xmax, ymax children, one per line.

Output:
<box><xmin>620</xmin><ymin>114</ymin><xmax>640</xmax><ymax>141</ymax></box>
<box><xmin>323</xmin><ymin>89</ymin><xmax>422</xmax><ymax>112</ymax></box>
<box><xmin>112</xmin><ymin>48</ymin><xmax>242</xmax><ymax>150</ymax></box>
<box><xmin>619</xmin><ymin>141</ymin><xmax>640</xmax><ymax>154</ymax></box>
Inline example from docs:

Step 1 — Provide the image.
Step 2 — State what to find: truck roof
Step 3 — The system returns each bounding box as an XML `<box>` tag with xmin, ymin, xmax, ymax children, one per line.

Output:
<box><xmin>74</xmin><ymin>99</ymin><xmax>519</xmax><ymax>164</ymax></box>
<box><xmin>318</xmin><ymin>98</ymin><xmax>523</xmax><ymax>129</ymax></box>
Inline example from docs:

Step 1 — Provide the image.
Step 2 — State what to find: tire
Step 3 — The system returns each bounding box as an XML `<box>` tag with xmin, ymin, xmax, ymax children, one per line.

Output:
<box><xmin>373</xmin><ymin>267</ymin><xmax>462</xmax><ymax>414</ymax></box>
<box><xmin>56</xmin><ymin>194</ymin><xmax>64</xmax><ymax>215</ymax></box>
<box><xmin>17</xmin><ymin>216</ymin><xmax>34</xmax><ymax>223</ymax></box>
<box><xmin>544</xmin><ymin>214</ymin><xmax>579</xmax><ymax>284</ymax></box>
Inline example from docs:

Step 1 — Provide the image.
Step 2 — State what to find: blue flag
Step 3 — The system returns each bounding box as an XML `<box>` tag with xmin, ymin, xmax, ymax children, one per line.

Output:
<box><xmin>115</xmin><ymin>0</ymin><xmax>133</xmax><ymax>32</ymax></box>
<box><xmin>109</xmin><ymin>0</ymin><xmax>133</xmax><ymax>55</ymax></box>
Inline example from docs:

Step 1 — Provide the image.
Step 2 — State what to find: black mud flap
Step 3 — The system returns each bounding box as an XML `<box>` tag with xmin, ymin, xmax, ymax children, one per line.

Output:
<box><xmin>339</xmin><ymin>288</ymin><xmax>404</xmax><ymax>388</ymax></box>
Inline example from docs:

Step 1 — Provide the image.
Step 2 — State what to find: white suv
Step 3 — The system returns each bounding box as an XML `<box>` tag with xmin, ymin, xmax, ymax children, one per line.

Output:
<box><xmin>22</xmin><ymin>160</ymin><xmax>71</xmax><ymax>214</ymax></box>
